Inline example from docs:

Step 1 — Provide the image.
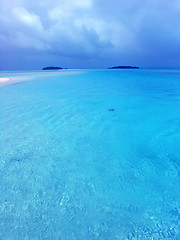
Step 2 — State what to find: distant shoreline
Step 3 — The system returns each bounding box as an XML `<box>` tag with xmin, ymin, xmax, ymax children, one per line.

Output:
<box><xmin>42</xmin><ymin>66</ymin><xmax>64</xmax><ymax>70</ymax></box>
<box><xmin>108</xmin><ymin>66</ymin><xmax>139</xmax><ymax>69</ymax></box>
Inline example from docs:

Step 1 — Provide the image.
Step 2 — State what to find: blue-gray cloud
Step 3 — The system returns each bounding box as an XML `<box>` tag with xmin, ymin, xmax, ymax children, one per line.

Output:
<box><xmin>1</xmin><ymin>0</ymin><xmax>180</xmax><ymax>70</ymax></box>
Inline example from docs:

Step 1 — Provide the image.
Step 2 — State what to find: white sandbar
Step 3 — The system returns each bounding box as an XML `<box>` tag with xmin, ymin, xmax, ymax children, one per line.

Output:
<box><xmin>0</xmin><ymin>78</ymin><xmax>10</xmax><ymax>82</ymax></box>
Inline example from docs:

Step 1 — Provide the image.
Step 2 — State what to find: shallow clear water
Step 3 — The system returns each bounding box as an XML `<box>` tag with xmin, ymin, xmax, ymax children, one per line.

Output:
<box><xmin>0</xmin><ymin>69</ymin><xmax>180</xmax><ymax>239</ymax></box>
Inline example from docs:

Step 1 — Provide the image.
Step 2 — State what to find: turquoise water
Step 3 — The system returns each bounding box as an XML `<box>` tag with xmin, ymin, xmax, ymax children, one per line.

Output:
<box><xmin>0</xmin><ymin>69</ymin><xmax>180</xmax><ymax>239</ymax></box>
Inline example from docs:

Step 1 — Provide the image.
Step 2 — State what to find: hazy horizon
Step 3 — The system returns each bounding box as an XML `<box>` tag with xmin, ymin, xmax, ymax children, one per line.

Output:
<box><xmin>2</xmin><ymin>67</ymin><xmax>180</xmax><ymax>72</ymax></box>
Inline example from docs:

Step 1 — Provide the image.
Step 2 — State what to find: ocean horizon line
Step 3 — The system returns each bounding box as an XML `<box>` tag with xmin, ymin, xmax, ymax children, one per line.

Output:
<box><xmin>1</xmin><ymin>67</ymin><xmax>180</xmax><ymax>72</ymax></box>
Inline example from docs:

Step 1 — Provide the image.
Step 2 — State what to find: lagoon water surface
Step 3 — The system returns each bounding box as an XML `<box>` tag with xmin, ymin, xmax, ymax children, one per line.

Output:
<box><xmin>1</xmin><ymin>69</ymin><xmax>180</xmax><ymax>239</ymax></box>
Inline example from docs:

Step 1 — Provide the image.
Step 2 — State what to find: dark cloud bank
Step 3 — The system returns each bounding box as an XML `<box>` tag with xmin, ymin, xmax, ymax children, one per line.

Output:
<box><xmin>1</xmin><ymin>0</ymin><xmax>180</xmax><ymax>70</ymax></box>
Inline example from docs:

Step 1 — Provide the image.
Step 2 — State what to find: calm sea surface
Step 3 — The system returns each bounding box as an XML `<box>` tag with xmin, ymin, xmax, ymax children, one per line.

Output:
<box><xmin>0</xmin><ymin>69</ymin><xmax>180</xmax><ymax>239</ymax></box>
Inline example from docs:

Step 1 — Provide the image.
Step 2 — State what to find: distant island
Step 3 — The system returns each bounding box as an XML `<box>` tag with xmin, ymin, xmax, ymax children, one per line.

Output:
<box><xmin>42</xmin><ymin>66</ymin><xmax>63</xmax><ymax>70</ymax></box>
<box><xmin>108</xmin><ymin>66</ymin><xmax>139</xmax><ymax>69</ymax></box>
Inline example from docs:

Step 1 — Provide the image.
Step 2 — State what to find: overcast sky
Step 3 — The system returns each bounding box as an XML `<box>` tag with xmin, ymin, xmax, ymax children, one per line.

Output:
<box><xmin>1</xmin><ymin>0</ymin><xmax>180</xmax><ymax>70</ymax></box>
